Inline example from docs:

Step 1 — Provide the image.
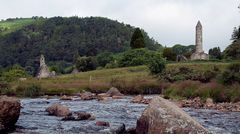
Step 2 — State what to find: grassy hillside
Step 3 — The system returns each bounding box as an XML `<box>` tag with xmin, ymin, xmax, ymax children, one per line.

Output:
<box><xmin>0</xmin><ymin>18</ymin><xmax>35</xmax><ymax>35</ymax></box>
<box><xmin>11</xmin><ymin>62</ymin><xmax>230</xmax><ymax>95</ymax></box>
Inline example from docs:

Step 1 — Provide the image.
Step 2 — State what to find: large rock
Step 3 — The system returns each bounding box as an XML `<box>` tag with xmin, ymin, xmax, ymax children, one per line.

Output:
<box><xmin>46</xmin><ymin>103</ymin><xmax>71</xmax><ymax>117</ymax></box>
<box><xmin>76</xmin><ymin>112</ymin><xmax>95</xmax><ymax>120</ymax></box>
<box><xmin>106</xmin><ymin>87</ymin><xmax>123</xmax><ymax>97</ymax></box>
<box><xmin>96</xmin><ymin>121</ymin><xmax>110</xmax><ymax>127</ymax></box>
<box><xmin>0</xmin><ymin>96</ymin><xmax>21</xmax><ymax>130</ymax></box>
<box><xmin>136</xmin><ymin>97</ymin><xmax>210</xmax><ymax>134</ymax></box>
<box><xmin>80</xmin><ymin>92</ymin><xmax>96</xmax><ymax>100</ymax></box>
<box><xmin>131</xmin><ymin>95</ymin><xmax>151</xmax><ymax>104</ymax></box>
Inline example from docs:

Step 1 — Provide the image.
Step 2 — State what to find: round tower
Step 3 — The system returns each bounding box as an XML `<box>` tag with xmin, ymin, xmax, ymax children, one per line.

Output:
<box><xmin>196</xmin><ymin>21</ymin><xmax>203</xmax><ymax>53</ymax></box>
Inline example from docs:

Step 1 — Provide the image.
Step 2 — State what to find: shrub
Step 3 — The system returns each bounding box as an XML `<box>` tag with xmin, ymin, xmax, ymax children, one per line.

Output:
<box><xmin>219</xmin><ymin>63</ymin><xmax>240</xmax><ymax>85</ymax></box>
<box><xmin>24</xmin><ymin>85</ymin><xmax>43</xmax><ymax>97</ymax></box>
<box><xmin>118</xmin><ymin>48</ymin><xmax>159</xmax><ymax>67</ymax></box>
<box><xmin>164</xmin><ymin>81</ymin><xmax>240</xmax><ymax>103</ymax></box>
<box><xmin>160</xmin><ymin>66</ymin><xmax>219</xmax><ymax>83</ymax></box>
<box><xmin>193</xmin><ymin>70</ymin><xmax>217</xmax><ymax>83</ymax></box>
<box><xmin>48</xmin><ymin>61</ymin><xmax>73</xmax><ymax>74</ymax></box>
<box><xmin>76</xmin><ymin>56</ymin><xmax>97</xmax><ymax>72</ymax></box>
<box><xmin>164</xmin><ymin>81</ymin><xmax>200</xmax><ymax>99</ymax></box>
<box><xmin>1</xmin><ymin>65</ymin><xmax>28</xmax><ymax>82</ymax></box>
<box><xmin>148</xmin><ymin>54</ymin><xmax>166</xmax><ymax>74</ymax></box>
<box><xmin>0</xmin><ymin>88</ymin><xmax>15</xmax><ymax>96</ymax></box>
<box><xmin>162</xmin><ymin>48</ymin><xmax>176</xmax><ymax>61</ymax></box>
<box><xmin>96</xmin><ymin>52</ymin><xmax>114</xmax><ymax>67</ymax></box>
<box><xmin>0</xmin><ymin>82</ymin><xmax>15</xmax><ymax>96</ymax></box>
<box><xmin>16</xmin><ymin>84</ymin><xmax>43</xmax><ymax>97</ymax></box>
<box><xmin>105</xmin><ymin>61</ymin><xmax>119</xmax><ymax>69</ymax></box>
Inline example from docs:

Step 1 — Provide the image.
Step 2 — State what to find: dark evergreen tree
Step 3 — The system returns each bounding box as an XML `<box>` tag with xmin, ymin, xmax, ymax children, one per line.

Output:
<box><xmin>224</xmin><ymin>26</ymin><xmax>240</xmax><ymax>60</ymax></box>
<box><xmin>130</xmin><ymin>28</ymin><xmax>145</xmax><ymax>49</ymax></box>
<box><xmin>232</xmin><ymin>26</ymin><xmax>240</xmax><ymax>41</ymax></box>
<box><xmin>209</xmin><ymin>47</ymin><xmax>222</xmax><ymax>60</ymax></box>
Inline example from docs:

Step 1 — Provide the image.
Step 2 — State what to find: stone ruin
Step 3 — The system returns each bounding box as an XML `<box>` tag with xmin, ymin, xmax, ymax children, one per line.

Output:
<box><xmin>71</xmin><ymin>68</ymin><xmax>79</xmax><ymax>74</ymax></box>
<box><xmin>176</xmin><ymin>55</ymin><xmax>188</xmax><ymax>62</ymax></box>
<box><xmin>37</xmin><ymin>54</ymin><xmax>55</xmax><ymax>78</ymax></box>
<box><xmin>191</xmin><ymin>21</ymin><xmax>209</xmax><ymax>60</ymax></box>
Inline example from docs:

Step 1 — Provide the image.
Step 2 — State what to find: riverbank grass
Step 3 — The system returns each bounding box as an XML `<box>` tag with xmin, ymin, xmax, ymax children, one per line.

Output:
<box><xmin>8</xmin><ymin>62</ymin><xmax>240</xmax><ymax>103</ymax></box>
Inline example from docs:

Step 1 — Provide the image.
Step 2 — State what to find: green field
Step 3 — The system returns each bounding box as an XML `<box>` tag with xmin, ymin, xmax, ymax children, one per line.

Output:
<box><xmin>11</xmin><ymin>62</ymin><xmax>230</xmax><ymax>95</ymax></box>
<box><xmin>0</xmin><ymin>18</ymin><xmax>35</xmax><ymax>35</ymax></box>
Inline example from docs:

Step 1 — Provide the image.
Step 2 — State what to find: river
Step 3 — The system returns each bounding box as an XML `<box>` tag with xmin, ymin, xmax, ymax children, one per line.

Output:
<box><xmin>15</xmin><ymin>96</ymin><xmax>240</xmax><ymax>134</ymax></box>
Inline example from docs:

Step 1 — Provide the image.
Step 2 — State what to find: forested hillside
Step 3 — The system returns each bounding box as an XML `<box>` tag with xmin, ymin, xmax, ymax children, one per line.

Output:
<box><xmin>0</xmin><ymin>16</ymin><xmax>161</xmax><ymax>69</ymax></box>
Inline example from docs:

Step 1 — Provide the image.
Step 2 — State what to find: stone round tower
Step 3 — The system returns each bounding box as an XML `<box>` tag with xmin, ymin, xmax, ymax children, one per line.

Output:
<box><xmin>191</xmin><ymin>21</ymin><xmax>209</xmax><ymax>60</ymax></box>
<box><xmin>196</xmin><ymin>21</ymin><xmax>203</xmax><ymax>53</ymax></box>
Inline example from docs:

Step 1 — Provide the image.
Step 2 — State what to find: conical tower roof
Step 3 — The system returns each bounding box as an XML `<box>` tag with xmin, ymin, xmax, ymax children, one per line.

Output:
<box><xmin>196</xmin><ymin>21</ymin><xmax>202</xmax><ymax>27</ymax></box>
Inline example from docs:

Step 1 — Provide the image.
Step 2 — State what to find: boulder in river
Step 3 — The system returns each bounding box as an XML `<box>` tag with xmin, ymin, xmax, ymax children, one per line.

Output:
<box><xmin>114</xmin><ymin>124</ymin><xmax>126</xmax><ymax>134</ymax></box>
<box><xmin>60</xmin><ymin>95</ymin><xmax>72</xmax><ymax>100</ymax></box>
<box><xmin>131</xmin><ymin>95</ymin><xmax>144</xmax><ymax>103</ymax></box>
<box><xmin>97</xmin><ymin>95</ymin><xmax>109</xmax><ymax>101</ymax></box>
<box><xmin>136</xmin><ymin>96</ymin><xmax>211</xmax><ymax>134</ymax></box>
<box><xmin>96</xmin><ymin>121</ymin><xmax>110</xmax><ymax>127</ymax></box>
<box><xmin>62</xmin><ymin>115</ymin><xmax>76</xmax><ymax>121</ymax></box>
<box><xmin>131</xmin><ymin>95</ymin><xmax>151</xmax><ymax>104</ymax></box>
<box><xmin>77</xmin><ymin>112</ymin><xmax>95</xmax><ymax>120</ymax></box>
<box><xmin>112</xmin><ymin>95</ymin><xmax>124</xmax><ymax>99</ymax></box>
<box><xmin>80</xmin><ymin>92</ymin><xmax>96</xmax><ymax>100</ymax></box>
<box><xmin>0</xmin><ymin>96</ymin><xmax>21</xmax><ymax>131</ymax></box>
<box><xmin>106</xmin><ymin>87</ymin><xmax>123</xmax><ymax>97</ymax></box>
<box><xmin>46</xmin><ymin>103</ymin><xmax>71</xmax><ymax>117</ymax></box>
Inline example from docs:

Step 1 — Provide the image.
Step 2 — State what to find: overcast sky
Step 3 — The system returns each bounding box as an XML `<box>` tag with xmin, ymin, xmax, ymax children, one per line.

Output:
<box><xmin>0</xmin><ymin>0</ymin><xmax>239</xmax><ymax>51</ymax></box>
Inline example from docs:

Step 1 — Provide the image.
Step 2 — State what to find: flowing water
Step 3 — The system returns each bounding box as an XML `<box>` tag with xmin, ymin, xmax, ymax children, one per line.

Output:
<box><xmin>15</xmin><ymin>96</ymin><xmax>240</xmax><ymax>134</ymax></box>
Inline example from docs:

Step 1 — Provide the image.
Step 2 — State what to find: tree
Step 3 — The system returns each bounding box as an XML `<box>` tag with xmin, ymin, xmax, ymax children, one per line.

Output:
<box><xmin>232</xmin><ymin>26</ymin><xmax>240</xmax><ymax>41</ymax></box>
<box><xmin>224</xmin><ymin>40</ymin><xmax>240</xmax><ymax>60</ymax></box>
<box><xmin>209</xmin><ymin>47</ymin><xmax>222</xmax><ymax>60</ymax></box>
<box><xmin>162</xmin><ymin>48</ymin><xmax>176</xmax><ymax>61</ymax></box>
<box><xmin>224</xmin><ymin>27</ymin><xmax>240</xmax><ymax>60</ymax></box>
<box><xmin>130</xmin><ymin>28</ymin><xmax>145</xmax><ymax>49</ymax></box>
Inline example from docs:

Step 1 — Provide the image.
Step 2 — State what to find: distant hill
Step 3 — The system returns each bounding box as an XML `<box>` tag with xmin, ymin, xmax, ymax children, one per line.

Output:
<box><xmin>0</xmin><ymin>18</ymin><xmax>36</xmax><ymax>35</ymax></box>
<box><xmin>0</xmin><ymin>16</ymin><xmax>161</xmax><ymax>69</ymax></box>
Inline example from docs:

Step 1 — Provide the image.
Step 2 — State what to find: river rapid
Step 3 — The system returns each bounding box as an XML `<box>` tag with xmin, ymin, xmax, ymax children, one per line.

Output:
<box><xmin>15</xmin><ymin>96</ymin><xmax>240</xmax><ymax>134</ymax></box>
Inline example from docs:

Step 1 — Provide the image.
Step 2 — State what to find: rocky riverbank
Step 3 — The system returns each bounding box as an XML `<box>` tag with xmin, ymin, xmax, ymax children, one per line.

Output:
<box><xmin>13</xmin><ymin>96</ymin><xmax>240</xmax><ymax>134</ymax></box>
<box><xmin>1</xmin><ymin>87</ymin><xmax>240</xmax><ymax>134</ymax></box>
<box><xmin>175</xmin><ymin>97</ymin><xmax>240</xmax><ymax>112</ymax></box>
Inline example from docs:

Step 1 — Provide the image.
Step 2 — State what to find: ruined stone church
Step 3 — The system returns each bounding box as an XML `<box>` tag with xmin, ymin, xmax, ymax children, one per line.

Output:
<box><xmin>37</xmin><ymin>55</ymin><xmax>55</xmax><ymax>78</ymax></box>
<box><xmin>191</xmin><ymin>21</ymin><xmax>209</xmax><ymax>60</ymax></box>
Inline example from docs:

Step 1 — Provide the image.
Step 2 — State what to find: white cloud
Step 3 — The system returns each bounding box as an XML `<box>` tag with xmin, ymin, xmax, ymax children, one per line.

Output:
<box><xmin>0</xmin><ymin>0</ymin><xmax>239</xmax><ymax>51</ymax></box>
